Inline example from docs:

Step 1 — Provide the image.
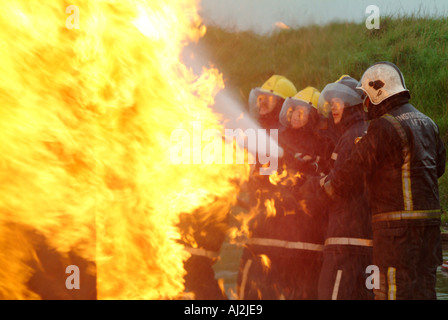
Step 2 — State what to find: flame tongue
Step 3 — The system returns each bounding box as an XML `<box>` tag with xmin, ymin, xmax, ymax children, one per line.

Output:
<box><xmin>0</xmin><ymin>0</ymin><xmax>248</xmax><ymax>299</ymax></box>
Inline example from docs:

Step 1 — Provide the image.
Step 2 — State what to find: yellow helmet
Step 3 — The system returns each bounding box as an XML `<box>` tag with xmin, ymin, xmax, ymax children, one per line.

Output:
<box><xmin>260</xmin><ymin>75</ymin><xmax>297</xmax><ymax>99</ymax></box>
<box><xmin>293</xmin><ymin>86</ymin><xmax>320</xmax><ymax>109</ymax></box>
<box><xmin>336</xmin><ymin>74</ymin><xmax>351</xmax><ymax>83</ymax></box>
<box><xmin>279</xmin><ymin>87</ymin><xmax>321</xmax><ymax>129</ymax></box>
<box><xmin>249</xmin><ymin>75</ymin><xmax>297</xmax><ymax>118</ymax></box>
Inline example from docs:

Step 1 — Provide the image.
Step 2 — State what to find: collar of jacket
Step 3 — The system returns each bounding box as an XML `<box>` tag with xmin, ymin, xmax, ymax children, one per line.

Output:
<box><xmin>258</xmin><ymin>104</ymin><xmax>282</xmax><ymax>130</ymax></box>
<box><xmin>368</xmin><ymin>92</ymin><xmax>411</xmax><ymax>120</ymax></box>
<box><xmin>335</xmin><ymin>104</ymin><xmax>366</xmax><ymax>134</ymax></box>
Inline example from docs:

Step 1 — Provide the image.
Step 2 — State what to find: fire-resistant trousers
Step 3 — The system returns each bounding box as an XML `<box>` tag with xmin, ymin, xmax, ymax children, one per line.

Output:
<box><xmin>372</xmin><ymin>224</ymin><xmax>442</xmax><ymax>300</ymax></box>
<box><xmin>237</xmin><ymin>248</ymin><xmax>322</xmax><ymax>300</ymax></box>
<box><xmin>317</xmin><ymin>248</ymin><xmax>374</xmax><ymax>300</ymax></box>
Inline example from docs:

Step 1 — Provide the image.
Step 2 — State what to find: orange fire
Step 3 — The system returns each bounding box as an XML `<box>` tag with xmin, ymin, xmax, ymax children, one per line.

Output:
<box><xmin>0</xmin><ymin>0</ymin><xmax>248</xmax><ymax>299</ymax></box>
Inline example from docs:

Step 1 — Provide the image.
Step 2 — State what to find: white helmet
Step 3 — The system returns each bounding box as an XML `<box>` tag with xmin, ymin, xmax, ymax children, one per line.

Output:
<box><xmin>356</xmin><ymin>62</ymin><xmax>409</xmax><ymax>105</ymax></box>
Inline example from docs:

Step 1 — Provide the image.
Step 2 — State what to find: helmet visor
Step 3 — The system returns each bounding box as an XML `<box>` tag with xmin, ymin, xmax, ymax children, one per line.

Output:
<box><xmin>249</xmin><ymin>88</ymin><xmax>284</xmax><ymax>118</ymax></box>
<box><xmin>279</xmin><ymin>98</ymin><xmax>312</xmax><ymax>129</ymax></box>
<box><xmin>317</xmin><ymin>97</ymin><xmax>331</xmax><ymax>119</ymax></box>
<box><xmin>319</xmin><ymin>82</ymin><xmax>363</xmax><ymax>108</ymax></box>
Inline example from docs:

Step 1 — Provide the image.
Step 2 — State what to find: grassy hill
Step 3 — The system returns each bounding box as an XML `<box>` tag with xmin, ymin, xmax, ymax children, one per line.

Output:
<box><xmin>197</xmin><ymin>16</ymin><xmax>448</xmax><ymax>222</ymax></box>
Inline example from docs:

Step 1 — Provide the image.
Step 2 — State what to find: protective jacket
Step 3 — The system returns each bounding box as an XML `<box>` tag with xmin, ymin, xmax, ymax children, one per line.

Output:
<box><xmin>246</xmin><ymin>122</ymin><xmax>325</xmax><ymax>257</ymax></box>
<box><xmin>280</xmin><ymin>112</ymin><xmax>320</xmax><ymax>174</ymax></box>
<box><xmin>326</xmin><ymin>94</ymin><xmax>446</xmax><ymax>230</ymax></box>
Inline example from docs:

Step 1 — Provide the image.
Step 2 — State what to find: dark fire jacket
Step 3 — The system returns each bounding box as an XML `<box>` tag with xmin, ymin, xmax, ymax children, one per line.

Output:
<box><xmin>325</xmin><ymin>95</ymin><xmax>446</xmax><ymax>230</ymax></box>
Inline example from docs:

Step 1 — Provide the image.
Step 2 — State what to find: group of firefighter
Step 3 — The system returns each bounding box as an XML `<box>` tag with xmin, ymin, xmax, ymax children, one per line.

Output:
<box><xmin>181</xmin><ymin>61</ymin><xmax>446</xmax><ymax>300</ymax></box>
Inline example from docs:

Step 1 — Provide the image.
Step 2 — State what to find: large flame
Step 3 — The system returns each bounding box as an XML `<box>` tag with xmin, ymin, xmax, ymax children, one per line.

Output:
<box><xmin>0</xmin><ymin>0</ymin><xmax>248</xmax><ymax>299</ymax></box>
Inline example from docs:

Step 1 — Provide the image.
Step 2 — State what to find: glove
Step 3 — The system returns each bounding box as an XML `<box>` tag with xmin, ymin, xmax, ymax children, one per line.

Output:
<box><xmin>319</xmin><ymin>175</ymin><xmax>336</xmax><ymax>200</ymax></box>
<box><xmin>294</xmin><ymin>153</ymin><xmax>319</xmax><ymax>173</ymax></box>
<box><xmin>294</xmin><ymin>153</ymin><xmax>314</xmax><ymax>163</ymax></box>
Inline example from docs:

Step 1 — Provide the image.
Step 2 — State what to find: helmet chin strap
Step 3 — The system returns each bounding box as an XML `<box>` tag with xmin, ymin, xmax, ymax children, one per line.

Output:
<box><xmin>363</xmin><ymin>95</ymin><xmax>371</xmax><ymax>114</ymax></box>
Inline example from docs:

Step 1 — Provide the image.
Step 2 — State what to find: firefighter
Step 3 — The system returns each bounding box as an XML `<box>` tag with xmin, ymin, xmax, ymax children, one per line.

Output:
<box><xmin>276</xmin><ymin>86</ymin><xmax>328</xmax><ymax>299</ymax></box>
<box><xmin>315</xmin><ymin>75</ymin><xmax>373</xmax><ymax>300</ymax></box>
<box><xmin>238</xmin><ymin>79</ymin><xmax>326</xmax><ymax>300</ymax></box>
<box><xmin>238</xmin><ymin>74</ymin><xmax>297</xmax><ymax>300</ymax></box>
<box><xmin>178</xmin><ymin>77</ymin><xmax>297</xmax><ymax>300</ymax></box>
<box><xmin>320</xmin><ymin>62</ymin><xmax>446</xmax><ymax>300</ymax></box>
<box><xmin>178</xmin><ymin>199</ymin><xmax>230</xmax><ymax>300</ymax></box>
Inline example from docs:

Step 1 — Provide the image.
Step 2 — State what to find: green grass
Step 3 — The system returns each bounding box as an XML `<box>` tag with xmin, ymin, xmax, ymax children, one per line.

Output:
<box><xmin>197</xmin><ymin>15</ymin><xmax>448</xmax><ymax>221</ymax></box>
